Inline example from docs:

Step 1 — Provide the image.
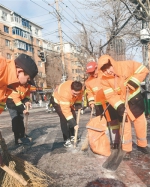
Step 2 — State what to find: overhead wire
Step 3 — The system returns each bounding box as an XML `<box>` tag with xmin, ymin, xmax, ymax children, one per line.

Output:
<box><xmin>67</xmin><ymin>0</ymin><xmax>88</xmax><ymax>21</ymax></box>
<box><xmin>30</xmin><ymin>0</ymin><xmax>90</xmax><ymax>54</ymax></box>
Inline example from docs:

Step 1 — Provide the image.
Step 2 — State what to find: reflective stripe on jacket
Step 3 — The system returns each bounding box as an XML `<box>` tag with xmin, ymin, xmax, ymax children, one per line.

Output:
<box><xmin>6</xmin><ymin>84</ymin><xmax>31</xmax><ymax>112</ymax></box>
<box><xmin>98</xmin><ymin>55</ymin><xmax>149</xmax><ymax>118</ymax></box>
<box><xmin>53</xmin><ymin>80</ymin><xmax>82</xmax><ymax>120</ymax></box>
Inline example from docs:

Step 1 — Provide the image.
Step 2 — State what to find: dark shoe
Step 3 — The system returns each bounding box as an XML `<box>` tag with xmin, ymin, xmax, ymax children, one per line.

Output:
<box><xmin>20</xmin><ymin>137</ymin><xmax>31</xmax><ymax>145</ymax></box>
<box><xmin>70</xmin><ymin>136</ymin><xmax>81</xmax><ymax>142</ymax></box>
<box><xmin>137</xmin><ymin>146</ymin><xmax>149</xmax><ymax>154</ymax></box>
<box><xmin>64</xmin><ymin>139</ymin><xmax>72</xmax><ymax>148</ymax></box>
<box><xmin>123</xmin><ymin>152</ymin><xmax>131</xmax><ymax>160</ymax></box>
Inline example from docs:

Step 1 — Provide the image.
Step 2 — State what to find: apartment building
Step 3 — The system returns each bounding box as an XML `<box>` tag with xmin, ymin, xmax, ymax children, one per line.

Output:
<box><xmin>0</xmin><ymin>4</ymin><xmax>47</xmax><ymax>91</ymax></box>
<box><xmin>109</xmin><ymin>37</ymin><xmax>126</xmax><ymax>61</ymax></box>
<box><xmin>54</xmin><ymin>42</ymin><xmax>87</xmax><ymax>83</ymax></box>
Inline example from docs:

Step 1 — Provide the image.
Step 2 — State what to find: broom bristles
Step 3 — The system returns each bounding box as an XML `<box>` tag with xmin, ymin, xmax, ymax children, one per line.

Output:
<box><xmin>81</xmin><ymin>133</ymin><xmax>89</xmax><ymax>151</ymax></box>
<box><xmin>0</xmin><ymin>153</ymin><xmax>55</xmax><ymax>187</ymax></box>
<box><xmin>0</xmin><ymin>133</ymin><xmax>55</xmax><ymax>187</ymax></box>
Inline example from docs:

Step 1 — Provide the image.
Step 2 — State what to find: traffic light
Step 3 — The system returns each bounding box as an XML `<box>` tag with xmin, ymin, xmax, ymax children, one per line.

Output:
<box><xmin>39</xmin><ymin>51</ymin><xmax>45</xmax><ymax>61</ymax></box>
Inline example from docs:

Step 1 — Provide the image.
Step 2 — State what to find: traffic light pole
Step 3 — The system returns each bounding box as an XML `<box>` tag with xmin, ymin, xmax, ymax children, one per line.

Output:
<box><xmin>55</xmin><ymin>0</ymin><xmax>66</xmax><ymax>82</ymax></box>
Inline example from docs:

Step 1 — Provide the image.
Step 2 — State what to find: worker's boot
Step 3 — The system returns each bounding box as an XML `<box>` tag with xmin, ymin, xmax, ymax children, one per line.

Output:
<box><xmin>137</xmin><ymin>146</ymin><xmax>149</xmax><ymax>154</ymax></box>
<box><xmin>123</xmin><ymin>152</ymin><xmax>131</xmax><ymax>160</ymax></box>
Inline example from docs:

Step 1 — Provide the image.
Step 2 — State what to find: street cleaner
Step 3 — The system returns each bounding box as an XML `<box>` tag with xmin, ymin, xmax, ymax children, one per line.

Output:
<box><xmin>98</xmin><ymin>54</ymin><xmax>149</xmax><ymax>159</ymax></box>
<box><xmin>0</xmin><ymin>54</ymin><xmax>38</xmax><ymax>147</ymax></box>
<box><xmin>6</xmin><ymin>79</ymin><xmax>32</xmax><ymax>145</ymax></box>
<box><xmin>51</xmin><ymin>80</ymin><xmax>83</xmax><ymax>147</ymax></box>
<box><xmin>85</xmin><ymin>61</ymin><xmax>120</xmax><ymax>149</ymax></box>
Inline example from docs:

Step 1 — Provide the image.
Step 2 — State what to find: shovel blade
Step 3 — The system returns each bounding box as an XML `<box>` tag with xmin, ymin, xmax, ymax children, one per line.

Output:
<box><xmin>102</xmin><ymin>148</ymin><xmax>126</xmax><ymax>171</ymax></box>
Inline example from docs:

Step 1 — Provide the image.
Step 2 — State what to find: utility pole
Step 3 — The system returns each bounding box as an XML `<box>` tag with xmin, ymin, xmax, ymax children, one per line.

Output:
<box><xmin>140</xmin><ymin>5</ymin><xmax>150</xmax><ymax>92</ymax></box>
<box><xmin>55</xmin><ymin>0</ymin><xmax>66</xmax><ymax>82</ymax></box>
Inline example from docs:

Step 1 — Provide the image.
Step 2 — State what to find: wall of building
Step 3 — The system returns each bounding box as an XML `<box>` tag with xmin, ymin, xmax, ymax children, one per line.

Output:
<box><xmin>0</xmin><ymin>4</ymin><xmax>47</xmax><ymax>88</ymax></box>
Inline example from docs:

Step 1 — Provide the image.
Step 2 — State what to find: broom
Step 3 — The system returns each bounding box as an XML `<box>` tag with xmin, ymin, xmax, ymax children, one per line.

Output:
<box><xmin>74</xmin><ymin>108</ymin><xmax>81</xmax><ymax>148</ymax></box>
<box><xmin>81</xmin><ymin>107</ymin><xmax>93</xmax><ymax>151</ymax></box>
<box><xmin>0</xmin><ymin>131</ymin><xmax>55</xmax><ymax>187</ymax></box>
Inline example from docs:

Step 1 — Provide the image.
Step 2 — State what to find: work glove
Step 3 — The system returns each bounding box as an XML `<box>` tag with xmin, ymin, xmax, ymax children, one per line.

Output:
<box><xmin>127</xmin><ymin>80</ymin><xmax>138</xmax><ymax>90</ymax></box>
<box><xmin>0</xmin><ymin>153</ymin><xmax>3</xmax><ymax>166</ymax></box>
<box><xmin>68</xmin><ymin>118</ymin><xmax>77</xmax><ymax>128</ymax></box>
<box><xmin>117</xmin><ymin>103</ymin><xmax>125</xmax><ymax>116</ymax></box>
<box><xmin>74</xmin><ymin>103</ymin><xmax>82</xmax><ymax>111</ymax></box>
<box><xmin>74</xmin><ymin>124</ymin><xmax>79</xmax><ymax>131</ymax></box>
<box><xmin>90</xmin><ymin>103</ymin><xmax>95</xmax><ymax>109</ymax></box>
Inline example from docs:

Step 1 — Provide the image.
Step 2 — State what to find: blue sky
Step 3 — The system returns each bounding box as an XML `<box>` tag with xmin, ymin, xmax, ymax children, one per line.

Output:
<box><xmin>1</xmin><ymin>0</ymin><xmax>143</xmax><ymax>62</ymax></box>
<box><xmin>1</xmin><ymin>0</ymin><xmax>88</xmax><ymax>44</ymax></box>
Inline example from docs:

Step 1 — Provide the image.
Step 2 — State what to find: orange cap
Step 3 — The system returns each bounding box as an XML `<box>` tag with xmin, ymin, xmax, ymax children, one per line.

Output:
<box><xmin>86</xmin><ymin>62</ymin><xmax>97</xmax><ymax>73</ymax></box>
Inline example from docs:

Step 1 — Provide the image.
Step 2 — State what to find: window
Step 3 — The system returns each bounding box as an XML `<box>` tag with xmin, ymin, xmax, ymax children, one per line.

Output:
<box><xmin>2</xmin><ymin>11</ymin><xmax>7</xmax><ymax>21</ymax></box>
<box><xmin>57</xmin><ymin>46</ymin><xmax>60</xmax><ymax>51</ymax></box>
<box><xmin>22</xmin><ymin>19</ymin><xmax>29</xmax><ymax>28</ymax></box>
<box><xmin>4</xmin><ymin>26</ymin><xmax>9</xmax><ymax>33</ymax></box>
<box><xmin>14</xmin><ymin>40</ymin><xmax>33</xmax><ymax>52</ymax></box>
<box><xmin>5</xmin><ymin>39</ymin><xmax>10</xmax><ymax>46</ymax></box>
<box><xmin>7</xmin><ymin>53</ymin><xmax>11</xmax><ymax>59</ymax></box>
<box><xmin>36</xmin><ymin>39</ymin><xmax>40</xmax><ymax>46</ymax></box>
<box><xmin>12</xmin><ymin>27</ymin><xmax>31</xmax><ymax>40</ymax></box>
<box><xmin>35</xmin><ymin>28</ymin><xmax>39</xmax><ymax>35</ymax></box>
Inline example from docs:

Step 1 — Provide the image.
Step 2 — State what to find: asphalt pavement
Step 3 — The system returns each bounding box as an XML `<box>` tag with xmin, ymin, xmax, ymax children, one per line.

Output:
<box><xmin>0</xmin><ymin>107</ymin><xmax>150</xmax><ymax>187</ymax></box>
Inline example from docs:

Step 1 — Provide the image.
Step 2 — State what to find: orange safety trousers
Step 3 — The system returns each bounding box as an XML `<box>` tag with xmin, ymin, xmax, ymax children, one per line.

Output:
<box><xmin>122</xmin><ymin>112</ymin><xmax>147</xmax><ymax>152</ymax></box>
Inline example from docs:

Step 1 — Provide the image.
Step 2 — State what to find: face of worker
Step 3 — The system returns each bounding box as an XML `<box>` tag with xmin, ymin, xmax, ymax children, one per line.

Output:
<box><xmin>88</xmin><ymin>68</ymin><xmax>98</xmax><ymax>78</ymax></box>
<box><xmin>17</xmin><ymin>68</ymin><xmax>31</xmax><ymax>85</ymax></box>
<box><xmin>101</xmin><ymin>65</ymin><xmax>114</xmax><ymax>76</ymax></box>
<box><xmin>71</xmin><ymin>90</ymin><xmax>81</xmax><ymax>97</ymax></box>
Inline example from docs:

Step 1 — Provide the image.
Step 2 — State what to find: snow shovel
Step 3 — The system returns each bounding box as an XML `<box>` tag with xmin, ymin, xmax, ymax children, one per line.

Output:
<box><xmin>74</xmin><ymin>108</ymin><xmax>81</xmax><ymax>148</ymax></box>
<box><xmin>24</xmin><ymin>105</ymin><xmax>32</xmax><ymax>141</ymax></box>
<box><xmin>102</xmin><ymin>86</ymin><xmax>129</xmax><ymax>171</ymax></box>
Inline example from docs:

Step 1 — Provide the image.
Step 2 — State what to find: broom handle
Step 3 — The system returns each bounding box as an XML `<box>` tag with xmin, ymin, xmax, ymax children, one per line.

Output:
<box><xmin>1</xmin><ymin>164</ymin><xmax>28</xmax><ymax>186</ymax></box>
<box><xmin>74</xmin><ymin>108</ymin><xmax>81</xmax><ymax>148</ymax></box>
<box><xmin>25</xmin><ymin>105</ymin><xmax>29</xmax><ymax>135</ymax></box>
<box><xmin>120</xmin><ymin>86</ymin><xmax>129</xmax><ymax>145</ymax></box>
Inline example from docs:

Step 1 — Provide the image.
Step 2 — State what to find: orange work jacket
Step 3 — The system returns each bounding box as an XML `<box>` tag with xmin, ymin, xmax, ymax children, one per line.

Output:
<box><xmin>98</xmin><ymin>55</ymin><xmax>149</xmax><ymax>118</ymax></box>
<box><xmin>53</xmin><ymin>80</ymin><xmax>82</xmax><ymax>120</ymax></box>
<box><xmin>6</xmin><ymin>84</ymin><xmax>31</xmax><ymax>112</ymax></box>
<box><xmin>0</xmin><ymin>56</ymin><xmax>19</xmax><ymax>113</ymax></box>
<box><xmin>85</xmin><ymin>73</ymin><xmax>106</xmax><ymax>106</ymax></box>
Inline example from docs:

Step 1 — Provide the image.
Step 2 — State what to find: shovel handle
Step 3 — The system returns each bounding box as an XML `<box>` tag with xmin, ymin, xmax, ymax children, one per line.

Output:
<box><xmin>74</xmin><ymin>109</ymin><xmax>81</xmax><ymax>148</ymax></box>
<box><xmin>25</xmin><ymin>105</ymin><xmax>29</xmax><ymax>135</ymax></box>
<box><xmin>120</xmin><ymin>87</ymin><xmax>129</xmax><ymax>144</ymax></box>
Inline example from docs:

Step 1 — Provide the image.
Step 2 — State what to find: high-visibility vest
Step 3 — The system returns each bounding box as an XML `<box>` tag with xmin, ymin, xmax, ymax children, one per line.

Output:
<box><xmin>53</xmin><ymin>80</ymin><xmax>82</xmax><ymax>120</ymax></box>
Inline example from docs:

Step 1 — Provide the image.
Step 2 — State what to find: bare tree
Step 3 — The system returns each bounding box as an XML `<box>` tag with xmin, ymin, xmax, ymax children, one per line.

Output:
<box><xmin>75</xmin><ymin>0</ymin><xmax>144</xmax><ymax>60</ymax></box>
<box><xmin>45</xmin><ymin>51</ymin><xmax>62</xmax><ymax>89</ymax></box>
